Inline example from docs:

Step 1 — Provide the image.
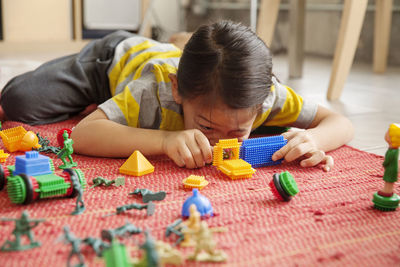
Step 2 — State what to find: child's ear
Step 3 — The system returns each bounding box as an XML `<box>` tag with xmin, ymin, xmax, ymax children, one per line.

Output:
<box><xmin>169</xmin><ymin>73</ymin><xmax>182</xmax><ymax>104</ymax></box>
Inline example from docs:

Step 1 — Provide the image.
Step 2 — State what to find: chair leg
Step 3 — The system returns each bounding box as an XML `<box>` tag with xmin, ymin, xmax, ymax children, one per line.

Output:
<box><xmin>288</xmin><ymin>0</ymin><xmax>305</xmax><ymax>78</ymax></box>
<box><xmin>256</xmin><ymin>0</ymin><xmax>281</xmax><ymax>47</ymax></box>
<box><xmin>327</xmin><ymin>0</ymin><xmax>368</xmax><ymax>100</ymax></box>
<box><xmin>373</xmin><ymin>0</ymin><xmax>393</xmax><ymax>74</ymax></box>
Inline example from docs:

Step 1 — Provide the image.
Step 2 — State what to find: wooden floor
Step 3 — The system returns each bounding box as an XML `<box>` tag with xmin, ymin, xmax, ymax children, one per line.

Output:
<box><xmin>1</xmin><ymin>48</ymin><xmax>399</xmax><ymax>156</ymax></box>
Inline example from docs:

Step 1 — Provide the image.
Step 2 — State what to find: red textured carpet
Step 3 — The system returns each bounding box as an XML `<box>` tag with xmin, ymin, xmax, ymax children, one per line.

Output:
<box><xmin>0</xmin><ymin>118</ymin><xmax>399</xmax><ymax>267</ymax></box>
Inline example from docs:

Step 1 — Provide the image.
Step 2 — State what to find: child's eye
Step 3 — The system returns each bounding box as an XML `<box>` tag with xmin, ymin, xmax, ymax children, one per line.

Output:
<box><xmin>199</xmin><ymin>124</ymin><xmax>213</xmax><ymax>131</ymax></box>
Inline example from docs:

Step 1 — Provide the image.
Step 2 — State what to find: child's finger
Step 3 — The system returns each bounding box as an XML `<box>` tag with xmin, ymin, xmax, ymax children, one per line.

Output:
<box><xmin>194</xmin><ymin>131</ymin><xmax>212</xmax><ymax>164</ymax></box>
<box><xmin>284</xmin><ymin>142</ymin><xmax>313</xmax><ymax>162</ymax></box>
<box><xmin>179</xmin><ymin>145</ymin><xmax>197</xmax><ymax>169</ymax></box>
<box><xmin>299</xmin><ymin>150</ymin><xmax>326</xmax><ymax>167</ymax></box>
<box><xmin>322</xmin><ymin>155</ymin><xmax>334</xmax><ymax>172</ymax></box>
<box><xmin>185</xmin><ymin>138</ymin><xmax>205</xmax><ymax>168</ymax></box>
<box><xmin>272</xmin><ymin>134</ymin><xmax>303</xmax><ymax>161</ymax></box>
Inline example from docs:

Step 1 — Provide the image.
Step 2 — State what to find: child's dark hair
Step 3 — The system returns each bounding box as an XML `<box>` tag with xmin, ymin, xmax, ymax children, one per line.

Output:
<box><xmin>177</xmin><ymin>20</ymin><xmax>272</xmax><ymax>109</ymax></box>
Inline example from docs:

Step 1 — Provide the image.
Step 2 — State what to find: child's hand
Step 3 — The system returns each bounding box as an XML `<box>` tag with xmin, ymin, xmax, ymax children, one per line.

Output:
<box><xmin>271</xmin><ymin>131</ymin><xmax>334</xmax><ymax>172</ymax></box>
<box><xmin>162</xmin><ymin>129</ymin><xmax>213</xmax><ymax>169</ymax></box>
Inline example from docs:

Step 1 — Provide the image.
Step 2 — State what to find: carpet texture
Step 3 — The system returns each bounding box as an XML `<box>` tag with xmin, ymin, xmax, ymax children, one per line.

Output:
<box><xmin>0</xmin><ymin>118</ymin><xmax>399</xmax><ymax>267</ymax></box>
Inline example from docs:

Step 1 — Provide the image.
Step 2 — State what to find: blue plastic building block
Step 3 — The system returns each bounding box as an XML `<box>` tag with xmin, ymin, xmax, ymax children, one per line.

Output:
<box><xmin>13</xmin><ymin>151</ymin><xmax>52</xmax><ymax>176</ymax></box>
<box><xmin>181</xmin><ymin>189</ymin><xmax>213</xmax><ymax>218</ymax></box>
<box><xmin>239</xmin><ymin>136</ymin><xmax>287</xmax><ymax>168</ymax></box>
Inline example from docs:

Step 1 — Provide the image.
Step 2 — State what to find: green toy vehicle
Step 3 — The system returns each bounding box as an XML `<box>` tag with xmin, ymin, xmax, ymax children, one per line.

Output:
<box><xmin>0</xmin><ymin>151</ymin><xmax>85</xmax><ymax>204</ymax></box>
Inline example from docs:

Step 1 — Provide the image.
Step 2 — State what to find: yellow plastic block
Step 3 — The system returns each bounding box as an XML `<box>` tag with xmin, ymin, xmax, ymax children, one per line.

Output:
<box><xmin>389</xmin><ymin>123</ymin><xmax>400</xmax><ymax>148</ymax></box>
<box><xmin>218</xmin><ymin>159</ymin><xmax>255</xmax><ymax>179</ymax></box>
<box><xmin>0</xmin><ymin>149</ymin><xmax>10</xmax><ymax>163</ymax></box>
<box><xmin>182</xmin><ymin>175</ymin><xmax>209</xmax><ymax>190</ymax></box>
<box><xmin>0</xmin><ymin>126</ymin><xmax>41</xmax><ymax>152</ymax></box>
<box><xmin>213</xmin><ymin>138</ymin><xmax>241</xmax><ymax>167</ymax></box>
<box><xmin>119</xmin><ymin>150</ymin><xmax>154</xmax><ymax>176</ymax></box>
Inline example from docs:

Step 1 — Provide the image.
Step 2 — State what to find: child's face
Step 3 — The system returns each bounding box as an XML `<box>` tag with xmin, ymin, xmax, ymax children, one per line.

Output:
<box><xmin>181</xmin><ymin>98</ymin><xmax>257</xmax><ymax>146</ymax></box>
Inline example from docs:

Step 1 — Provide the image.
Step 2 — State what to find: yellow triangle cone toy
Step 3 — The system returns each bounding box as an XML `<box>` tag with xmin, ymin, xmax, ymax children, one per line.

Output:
<box><xmin>119</xmin><ymin>150</ymin><xmax>154</xmax><ymax>176</ymax></box>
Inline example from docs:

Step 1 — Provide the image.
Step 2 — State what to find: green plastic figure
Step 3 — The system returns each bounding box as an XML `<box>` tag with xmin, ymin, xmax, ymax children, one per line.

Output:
<box><xmin>1</xmin><ymin>211</ymin><xmax>45</xmax><ymax>251</ymax></box>
<box><xmin>165</xmin><ymin>219</ymin><xmax>185</xmax><ymax>245</ymax></box>
<box><xmin>36</xmin><ymin>132</ymin><xmax>61</xmax><ymax>154</ymax></box>
<box><xmin>89</xmin><ymin>176</ymin><xmax>125</xmax><ymax>190</ymax></box>
<box><xmin>104</xmin><ymin>202</ymin><xmax>156</xmax><ymax>217</ymax></box>
<box><xmin>83</xmin><ymin>237</ymin><xmax>110</xmax><ymax>257</ymax></box>
<box><xmin>71</xmin><ymin>172</ymin><xmax>85</xmax><ymax>215</ymax></box>
<box><xmin>129</xmin><ymin>188</ymin><xmax>166</xmax><ymax>203</ymax></box>
<box><xmin>373</xmin><ymin>123</ymin><xmax>400</xmax><ymax>211</ymax></box>
<box><xmin>57</xmin><ymin>130</ymin><xmax>77</xmax><ymax>169</ymax></box>
<box><xmin>101</xmin><ymin>221</ymin><xmax>142</xmax><ymax>242</ymax></box>
<box><xmin>135</xmin><ymin>230</ymin><xmax>160</xmax><ymax>267</ymax></box>
<box><xmin>61</xmin><ymin>226</ymin><xmax>86</xmax><ymax>267</ymax></box>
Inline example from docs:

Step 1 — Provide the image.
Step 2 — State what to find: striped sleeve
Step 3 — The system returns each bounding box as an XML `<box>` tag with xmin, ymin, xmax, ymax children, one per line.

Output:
<box><xmin>255</xmin><ymin>77</ymin><xmax>318</xmax><ymax>129</ymax></box>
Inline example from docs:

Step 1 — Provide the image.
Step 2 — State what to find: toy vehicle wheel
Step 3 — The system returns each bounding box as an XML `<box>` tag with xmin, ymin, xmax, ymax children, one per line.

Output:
<box><xmin>63</xmin><ymin>168</ymin><xmax>79</xmax><ymax>198</ymax></box>
<box><xmin>0</xmin><ymin>165</ymin><xmax>5</xmax><ymax>191</ymax></box>
<box><xmin>20</xmin><ymin>173</ymin><xmax>34</xmax><ymax>205</ymax></box>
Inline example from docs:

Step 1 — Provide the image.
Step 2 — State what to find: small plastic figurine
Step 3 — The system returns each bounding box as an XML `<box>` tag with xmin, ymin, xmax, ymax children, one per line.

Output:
<box><xmin>136</xmin><ymin>230</ymin><xmax>160</xmax><ymax>267</ymax></box>
<box><xmin>185</xmin><ymin>221</ymin><xmax>227</xmax><ymax>262</ymax></box>
<box><xmin>101</xmin><ymin>221</ymin><xmax>142</xmax><ymax>242</ymax></box>
<box><xmin>36</xmin><ymin>132</ymin><xmax>61</xmax><ymax>154</ymax></box>
<box><xmin>83</xmin><ymin>237</ymin><xmax>110</xmax><ymax>257</ymax></box>
<box><xmin>57</xmin><ymin>130</ymin><xmax>77</xmax><ymax>169</ymax></box>
<box><xmin>129</xmin><ymin>188</ymin><xmax>166</xmax><ymax>203</ymax></box>
<box><xmin>373</xmin><ymin>123</ymin><xmax>400</xmax><ymax>211</ymax></box>
<box><xmin>70</xmin><ymin>170</ymin><xmax>85</xmax><ymax>215</ymax></box>
<box><xmin>165</xmin><ymin>219</ymin><xmax>185</xmax><ymax>245</ymax></box>
<box><xmin>155</xmin><ymin>241</ymin><xmax>183</xmax><ymax>266</ymax></box>
<box><xmin>60</xmin><ymin>226</ymin><xmax>86</xmax><ymax>267</ymax></box>
<box><xmin>89</xmin><ymin>176</ymin><xmax>125</xmax><ymax>190</ymax></box>
<box><xmin>1</xmin><ymin>211</ymin><xmax>45</xmax><ymax>251</ymax></box>
<box><xmin>180</xmin><ymin>204</ymin><xmax>201</xmax><ymax>247</ymax></box>
<box><xmin>104</xmin><ymin>202</ymin><xmax>156</xmax><ymax>217</ymax></box>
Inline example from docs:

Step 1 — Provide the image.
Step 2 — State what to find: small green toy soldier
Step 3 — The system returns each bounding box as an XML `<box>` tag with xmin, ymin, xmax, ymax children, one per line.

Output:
<box><xmin>71</xmin><ymin>173</ymin><xmax>85</xmax><ymax>215</ymax></box>
<box><xmin>1</xmin><ymin>210</ymin><xmax>45</xmax><ymax>251</ymax></box>
<box><xmin>135</xmin><ymin>230</ymin><xmax>160</xmax><ymax>267</ymax></box>
<box><xmin>61</xmin><ymin>226</ymin><xmax>86</xmax><ymax>267</ymax></box>
<box><xmin>101</xmin><ymin>221</ymin><xmax>142</xmax><ymax>242</ymax></box>
<box><xmin>57</xmin><ymin>130</ymin><xmax>77</xmax><ymax>169</ymax></box>
<box><xmin>129</xmin><ymin>188</ymin><xmax>166</xmax><ymax>203</ymax></box>
<box><xmin>89</xmin><ymin>176</ymin><xmax>125</xmax><ymax>190</ymax></box>
<box><xmin>104</xmin><ymin>202</ymin><xmax>156</xmax><ymax>217</ymax></box>
<box><xmin>83</xmin><ymin>237</ymin><xmax>110</xmax><ymax>257</ymax></box>
<box><xmin>373</xmin><ymin>123</ymin><xmax>400</xmax><ymax>211</ymax></box>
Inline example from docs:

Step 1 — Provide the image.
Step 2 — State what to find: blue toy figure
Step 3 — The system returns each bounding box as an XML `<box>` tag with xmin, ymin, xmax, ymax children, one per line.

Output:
<box><xmin>182</xmin><ymin>189</ymin><xmax>213</xmax><ymax>218</ymax></box>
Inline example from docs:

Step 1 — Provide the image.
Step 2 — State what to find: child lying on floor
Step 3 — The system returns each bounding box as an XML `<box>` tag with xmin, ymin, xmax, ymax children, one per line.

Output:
<box><xmin>0</xmin><ymin>20</ymin><xmax>354</xmax><ymax>170</ymax></box>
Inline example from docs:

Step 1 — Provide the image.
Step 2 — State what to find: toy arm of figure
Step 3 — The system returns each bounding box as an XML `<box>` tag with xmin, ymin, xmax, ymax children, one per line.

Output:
<box><xmin>71</xmin><ymin>109</ymin><xmax>172</xmax><ymax>158</ymax></box>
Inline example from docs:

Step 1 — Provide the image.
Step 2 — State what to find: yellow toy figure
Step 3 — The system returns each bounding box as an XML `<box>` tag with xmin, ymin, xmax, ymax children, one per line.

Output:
<box><xmin>186</xmin><ymin>221</ymin><xmax>227</xmax><ymax>262</ymax></box>
<box><xmin>372</xmin><ymin>123</ymin><xmax>400</xmax><ymax>211</ymax></box>
<box><xmin>180</xmin><ymin>204</ymin><xmax>201</xmax><ymax>247</ymax></box>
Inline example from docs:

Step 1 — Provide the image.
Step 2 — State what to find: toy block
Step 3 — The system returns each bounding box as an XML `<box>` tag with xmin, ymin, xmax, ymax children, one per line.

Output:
<box><xmin>13</xmin><ymin>151</ymin><xmax>52</xmax><ymax>177</ymax></box>
<box><xmin>239</xmin><ymin>136</ymin><xmax>287</xmax><ymax>168</ymax></box>
<box><xmin>0</xmin><ymin>149</ymin><xmax>10</xmax><ymax>163</ymax></box>
<box><xmin>182</xmin><ymin>175</ymin><xmax>209</xmax><ymax>190</ymax></box>
<box><xmin>213</xmin><ymin>139</ymin><xmax>241</xmax><ymax>167</ymax></box>
<box><xmin>218</xmin><ymin>159</ymin><xmax>255</xmax><ymax>179</ymax></box>
<box><xmin>0</xmin><ymin>126</ymin><xmax>41</xmax><ymax>152</ymax></box>
<box><xmin>119</xmin><ymin>150</ymin><xmax>154</xmax><ymax>176</ymax></box>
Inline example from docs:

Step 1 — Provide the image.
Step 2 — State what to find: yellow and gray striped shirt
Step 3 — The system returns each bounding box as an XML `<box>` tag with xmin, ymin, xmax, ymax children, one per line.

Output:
<box><xmin>98</xmin><ymin>36</ymin><xmax>317</xmax><ymax>131</ymax></box>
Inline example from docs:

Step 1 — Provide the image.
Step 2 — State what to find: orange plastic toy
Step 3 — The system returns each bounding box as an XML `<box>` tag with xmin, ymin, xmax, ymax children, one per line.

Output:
<box><xmin>213</xmin><ymin>139</ymin><xmax>255</xmax><ymax>179</ymax></box>
<box><xmin>0</xmin><ymin>149</ymin><xmax>10</xmax><ymax>163</ymax></box>
<box><xmin>182</xmin><ymin>175</ymin><xmax>209</xmax><ymax>190</ymax></box>
<box><xmin>119</xmin><ymin>150</ymin><xmax>154</xmax><ymax>176</ymax></box>
<box><xmin>0</xmin><ymin>126</ymin><xmax>41</xmax><ymax>152</ymax></box>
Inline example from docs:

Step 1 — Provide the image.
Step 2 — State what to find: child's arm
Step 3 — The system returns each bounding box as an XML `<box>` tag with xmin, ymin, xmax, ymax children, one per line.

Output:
<box><xmin>272</xmin><ymin>105</ymin><xmax>354</xmax><ymax>171</ymax></box>
<box><xmin>70</xmin><ymin>109</ymin><xmax>212</xmax><ymax>169</ymax></box>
